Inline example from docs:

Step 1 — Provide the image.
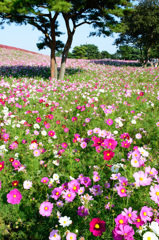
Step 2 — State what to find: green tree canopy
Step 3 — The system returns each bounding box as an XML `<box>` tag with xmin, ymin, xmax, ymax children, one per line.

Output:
<box><xmin>115</xmin><ymin>0</ymin><xmax>159</xmax><ymax>66</ymax></box>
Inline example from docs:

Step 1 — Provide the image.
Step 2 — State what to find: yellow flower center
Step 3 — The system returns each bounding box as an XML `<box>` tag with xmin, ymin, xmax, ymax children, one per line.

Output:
<box><xmin>128</xmin><ymin>214</ymin><xmax>131</xmax><ymax>217</ymax></box>
<box><xmin>121</xmin><ymin>189</ymin><xmax>125</xmax><ymax>193</ymax></box>
<box><xmin>56</xmin><ymin>192</ymin><xmax>59</xmax><ymax>195</ymax></box>
<box><xmin>70</xmin><ymin>237</ymin><xmax>73</xmax><ymax>240</ymax></box>
<box><xmin>143</xmin><ymin>212</ymin><xmax>147</xmax><ymax>216</ymax></box>
<box><xmin>149</xmin><ymin>171</ymin><xmax>153</xmax><ymax>174</ymax></box>
<box><xmin>147</xmin><ymin>237</ymin><xmax>151</xmax><ymax>240</ymax></box>
<box><xmin>119</xmin><ymin>219</ymin><xmax>123</xmax><ymax>224</ymax></box>
<box><xmin>95</xmin><ymin>224</ymin><xmax>100</xmax><ymax>229</ymax></box>
<box><xmin>139</xmin><ymin>177</ymin><xmax>143</xmax><ymax>181</ymax></box>
<box><xmin>44</xmin><ymin>207</ymin><xmax>48</xmax><ymax>210</ymax></box>
<box><xmin>134</xmin><ymin>160</ymin><xmax>137</xmax><ymax>163</ymax></box>
<box><xmin>156</xmin><ymin>192</ymin><xmax>159</xmax><ymax>196</ymax></box>
<box><xmin>13</xmin><ymin>195</ymin><xmax>16</xmax><ymax>198</ymax></box>
<box><xmin>0</xmin><ymin>164</ymin><xmax>2</xmax><ymax>168</ymax></box>
<box><xmin>137</xmin><ymin>219</ymin><xmax>140</xmax><ymax>222</ymax></box>
<box><xmin>73</xmin><ymin>186</ymin><xmax>77</xmax><ymax>190</ymax></box>
<box><xmin>68</xmin><ymin>194</ymin><xmax>71</xmax><ymax>197</ymax></box>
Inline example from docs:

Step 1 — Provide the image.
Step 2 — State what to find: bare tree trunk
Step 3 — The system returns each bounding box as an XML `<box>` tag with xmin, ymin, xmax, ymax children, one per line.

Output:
<box><xmin>58</xmin><ymin>14</ymin><xmax>75</xmax><ymax>80</ymax></box>
<box><xmin>50</xmin><ymin>48</ymin><xmax>56</xmax><ymax>79</ymax></box>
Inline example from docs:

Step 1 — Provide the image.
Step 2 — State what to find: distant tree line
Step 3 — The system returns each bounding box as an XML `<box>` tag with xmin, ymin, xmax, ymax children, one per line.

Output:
<box><xmin>56</xmin><ymin>43</ymin><xmax>159</xmax><ymax>61</ymax></box>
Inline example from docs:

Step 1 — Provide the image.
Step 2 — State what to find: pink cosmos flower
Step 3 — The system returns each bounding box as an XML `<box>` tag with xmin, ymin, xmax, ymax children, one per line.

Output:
<box><xmin>51</xmin><ymin>188</ymin><xmax>62</xmax><ymax>200</ymax></box>
<box><xmin>140</xmin><ymin>206</ymin><xmax>153</xmax><ymax>223</ymax></box>
<box><xmin>81</xmin><ymin>177</ymin><xmax>91</xmax><ymax>187</ymax></box>
<box><xmin>66</xmin><ymin>232</ymin><xmax>76</xmax><ymax>240</ymax></box>
<box><xmin>63</xmin><ymin>190</ymin><xmax>76</xmax><ymax>202</ymax></box>
<box><xmin>89</xmin><ymin>218</ymin><xmax>106</xmax><ymax>236</ymax></box>
<box><xmin>68</xmin><ymin>180</ymin><xmax>80</xmax><ymax>193</ymax></box>
<box><xmin>93</xmin><ymin>173</ymin><xmax>100</xmax><ymax>182</ymax></box>
<box><xmin>121</xmin><ymin>140</ymin><xmax>131</xmax><ymax>148</ymax></box>
<box><xmin>9</xmin><ymin>142</ymin><xmax>18</xmax><ymax>149</ymax></box>
<box><xmin>48</xmin><ymin>130</ymin><xmax>55</xmax><ymax>137</ymax></box>
<box><xmin>64</xmin><ymin>128</ymin><xmax>69</xmax><ymax>132</ymax></box>
<box><xmin>145</xmin><ymin>166</ymin><xmax>158</xmax><ymax>176</ymax></box>
<box><xmin>49</xmin><ymin>230</ymin><xmax>61</xmax><ymax>240</ymax></box>
<box><xmin>116</xmin><ymin>186</ymin><xmax>127</xmax><ymax>197</ymax></box>
<box><xmin>39</xmin><ymin>201</ymin><xmax>53</xmax><ymax>217</ymax></box>
<box><xmin>133</xmin><ymin>171</ymin><xmax>152</xmax><ymax>187</ymax></box>
<box><xmin>149</xmin><ymin>185</ymin><xmax>159</xmax><ymax>204</ymax></box>
<box><xmin>133</xmin><ymin>215</ymin><xmax>145</xmax><ymax>228</ymax></box>
<box><xmin>115</xmin><ymin>224</ymin><xmax>135</xmax><ymax>239</ymax></box>
<box><xmin>7</xmin><ymin>188</ymin><xmax>22</xmax><ymax>204</ymax></box>
<box><xmin>131</xmin><ymin>158</ymin><xmax>140</xmax><ymax>168</ymax></box>
<box><xmin>115</xmin><ymin>214</ymin><xmax>128</xmax><ymax>226</ymax></box>
<box><xmin>106</xmin><ymin>119</ymin><xmax>113</xmax><ymax>126</ymax></box>
<box><xmin>41</xmin><ymin>177</ymin><xmax>49</xmax><ymax>184</ymax></box>
<box><xmin>45</xmin><ymin>123</ymin><xmax>50</xmax><ymax>129</ymax></box>
<box><xmin>33</xmin><ymin>149</ymin><xmax>41</xmax><ymax>157</ymax></box>
<box><xmin>103</xmin><ymin>150</ymin><xmax>115</xmax><ymax>161</ymax></box>
<box><xmin>77</xmin><ymin>206</ymin><xmax>89</xmax><ymax>217</ymax></box>
<box><xmin>12</xmin><ymin>160</ymin><xmax>21</xmax><ymax>169</ymax></box>
<box><xmin>122</xmin><ymin>207</ymin><xmax>137</xmax><ymax>224</ymax></box>
<box><xmin>61</xmin><ymin>142</ymin><xmax>68</xmax><ymax>148</ymax></box>
<box><xmin>81</xmin><ymin>142</ymin><xmax>87</xmax><ymax>149</ymax></box>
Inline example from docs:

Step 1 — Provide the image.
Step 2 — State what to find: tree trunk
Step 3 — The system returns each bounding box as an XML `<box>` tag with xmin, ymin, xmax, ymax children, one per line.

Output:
<box><xmin>50</xmin><ymin>48</ymin><xmax>56</xmax><ymax>79</ymax></box>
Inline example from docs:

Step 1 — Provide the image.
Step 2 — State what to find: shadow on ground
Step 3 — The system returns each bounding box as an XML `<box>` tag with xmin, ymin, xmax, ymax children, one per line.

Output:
<box><xmin>0</xmin><ymin>65</ymin><xmax>84</xmax><ymax>80</ymax></box>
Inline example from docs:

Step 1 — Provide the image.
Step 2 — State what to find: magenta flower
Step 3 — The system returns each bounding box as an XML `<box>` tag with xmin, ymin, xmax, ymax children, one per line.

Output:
<box><xmin>106</xmin><ymin>119</ymin><xmax>113</xmax><ymax>125</ymax></box>
<box><xmin>12</xmin><ymin>160</ymin><xmax>21</xmax><ymax>169</ymax></box>
<box><xmin>140</xmin><ymin>206</ymin><xmax>153</xmax><ymax>223</ymax></box>
<box><xmin>48</xmin><ymin>130</ymin><xmax>55</xmax><ymax>137</ymax></box>
<box><xmin>36</xmin><ymin>117</ymin><xmax>41</xmax><ymax>123</ymax></box>
<box><xmin>90</xmin><ymin>184</ymin><xmax>102</xmax><ymax>196</ymax></box>
<box><xmin>81</xmin><ymin>177</ymin><xmax>91</xmax><ymax>187</ymax></box>
<box><xmin>7</xmin><ymin>189</ymin><xmax>22</xmax><ymax>205</ymax></box>
<box><xmin>116</xmin><ymin>186</ymin><xmax>127</xmax><ymax>197</ymax></box>
<box><xmin>150</xmin><ymin>185</ymin><xmax>159</xmax><ymax>204</ymax></box>
<box><xmin>51</xmin><ymin>188</ymin><xmax>62</xmax><ymax>200</ymax></box>
<box><xmin>133</xmin><ymin>215</ymin><xmax>145</xmax><ymax>228</ymax></box>
<box><xmin>103</xmin><ymin>150</ymin><xmax>115</xmax><ymax>161</ymax></box>
<box><xmin>41</xmin><ymin>177</ymin><xmax>49</xmax><ymax>184</ymax></box>
<box><xmin>64</xmin><ymin>128</ymin><xmax>69</xmax><ymax>132</ymax></box>
<box><xmin>103</xmin><ymin>138</ymin><xmax>117</xmax><ymax>150</ymax></box>
<box><xmin>0</xmin><ymin>161</ymin><xmax>4</xmax><ymax>171</ymax></box>
<box><xmin>39</xmin><ymin>201</ymin><xmax>53</xmax><ymax>217</ymax></box>
<box><xmin>61</xmin><ymin>142</ymin><xmax>68</xmax><ymax>148</ymax></box>
<box><xmin>121</xmin><ymin>140</ymin><xmax>131</xmax><ymax>148</ymax></box>
<box><xmin>45</xmin><ymin>123</ymin><xmax>50</xmax><ymax>129</ymax></box>
<box><xmin>89</xmin><ymin>218</ymin><xmax>106</xmax><ymax>236</ymax></box>
<box><xmin>77</xmin><ymin>206</ymin><xmax>89</xmax><ymax>217</ymax></box>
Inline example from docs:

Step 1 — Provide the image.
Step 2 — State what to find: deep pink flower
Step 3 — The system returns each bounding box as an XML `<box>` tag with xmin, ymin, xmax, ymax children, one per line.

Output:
<box><xmin>12</xmin><ymin>160</ymin><xmax>21</xmax><ymax>169</ymax></box>
<box><xmin>36</xmin><ymin>117</ymin><xmax>41</xmax><ymax>123</ymax></box>
<box><xmin>48</xmin><ymin>130</ymin><xmax>55</xmax><ymax>137</ymax></box>
<box><xmin>7</xmin><ymin>188</ymin><xmax>22</xmax><ymax>204</ymax></box>
<box><xmin>39</xmin><ymin>201</ymin><xmax>53</xmax><ymax>217</ymax></box>
<box><xmin>120</xmin><ymin>133</ymin><xmax>130</xmax><ymax>140</ymax></box>
<box><xmin>68</xmin><ymin>180</ymin><xmax>80</xmax><ymax>193</ymax></box>
<box><xmin>133</xmin><ymin>215</ymin><xmax>145</xmax><ymax>228</ymax></box>
<box><xmin>103</xmin><ymin>150</ymin><xmax>115</xmax><ymax>161</ymax></box>
<box><xmin>63</xmin><ymin>190</ymin><xmax>76</xmax><ymax>202</ymax></box>
<box><xmin>61</xmin><ymin>142</ymin><xmax>68</xmax><ymax>148</ymax></box>
<box><xmin>51</xmin><ymin>188</ymin><xmax>62</xmax><ymax>200</ymax></box>
<box><xmin>102</xmin><ymin>138</ymin><xmax>117</xmax><ymax>150</ymax></box>
<box><xmin>89</xmin><ymin>218</ymin><xmax>106</xmax><ymax>236</ymax></box>
<box><xmin>115</xmin><ymin>224</ymin><xmax>135</xmax><ymax>240</ymax></box>
<box><xmin>0</xmin><ymin>161</ymin><xmax>4</xmax><ymax>171</ymax></box>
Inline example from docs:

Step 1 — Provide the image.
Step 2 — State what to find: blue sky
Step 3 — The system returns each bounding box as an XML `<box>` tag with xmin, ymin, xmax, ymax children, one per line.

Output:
<box><xmin>0</xmin><ymin>14</ymin><xmax>119</xmax><ymax>56</ymax></box>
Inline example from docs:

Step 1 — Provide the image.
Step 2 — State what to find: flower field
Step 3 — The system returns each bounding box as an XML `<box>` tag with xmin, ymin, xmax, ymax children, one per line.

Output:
<box><xmin>0</xmin><ymin>46</ymin><xmax>159</xmax><ymax>240</ymax></box>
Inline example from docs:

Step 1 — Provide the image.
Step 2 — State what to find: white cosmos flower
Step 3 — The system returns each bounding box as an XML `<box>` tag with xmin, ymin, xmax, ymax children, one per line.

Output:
<box><xmin>59</xmin><ymin>216</ymin><xmax>72</xmax><ymax>227</ymax></box>
<box><xmin>23</xmin><ymin>180</ymin><xmax>32</xmax><ymax>189</ymax></box>
<box><xmin>143</xmin><ymin>231</ymin><xmax>158</xmax><ymax>240</ymax></box>
<box><xmin>131</xmin><ymin>119</ymin><xmax>136</xmax><ymax>124</ymax></box>
<box><xmin>34</xmin><ymin>123</ymin><xmax>40</xmax><ymax>129</ymax></box>
<box><xmin>53</xmin><ymin>173</ymin><xmax>59</xmax><ymax>181</ymax></box>
<box><xmin>149</xmin><ymin>221</ymin><xmax>159</xmax><ymax>236</ymax></box>
<box><xmin>41</xmin><ymin>130</ymin><xmax>47</xmax><ymax>136</ymax></box>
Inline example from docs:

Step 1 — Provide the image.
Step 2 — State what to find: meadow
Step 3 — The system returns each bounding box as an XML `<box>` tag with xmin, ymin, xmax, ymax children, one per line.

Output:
<box><xmin>0</xmin><ymin>47</ymin><xmax>159</xmax><ymax>240</ymax></box>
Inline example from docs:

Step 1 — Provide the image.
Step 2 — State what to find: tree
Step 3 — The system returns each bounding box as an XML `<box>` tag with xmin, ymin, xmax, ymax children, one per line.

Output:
<box><xmin>116</xmin><ymin>45</ymin><xmax>140</xmax><ymax>60</ymax></box>
<box><xmin>100</xmin><ymin>50</ymin><xmax>111</xmax><ymax>59</ymax></box>
<box><xmin>0</xmin><ymin>0</ymin><xmax>132</xmax><ymax>80</ymax></box>
<box><xmin>115</xmin><ymin>0</ymin><xmax>159</xmax><ymax>67</ymax></box>
<box><xmin>82</xmin><ymin>44</ymin><xmax>100</xmax><ymax>59</ymax></box>
<box><xmin>72</xmin><ymin>45</ymin><xmax>87</xmax><ymax>59</ymax></box>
